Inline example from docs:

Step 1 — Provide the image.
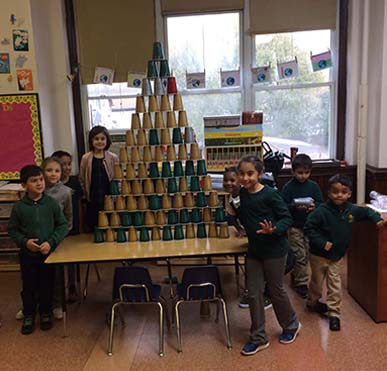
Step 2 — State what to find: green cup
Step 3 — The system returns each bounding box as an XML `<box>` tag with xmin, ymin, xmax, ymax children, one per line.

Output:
<box><xmin>116</xmin><ymin>228</ymin><xmax>127</xmax><ymax>243</ymax></box>
<box><xmin>185</xmin><ymin>160</ymin><xmax>195</xmax><ymax>176</ymax></box>
<box><xmin>121</xmin><ymin>212</ymin><xmax>132</xmax><ymax>227</ymax></box>
<box><xmin>196</xmin><ymin>192</ymin><xmax>207</xmax><ymax>207</ymax></box>
<box><xmin>147</xmin><ymin>60</ymin><xmax>158</xmax><ymax>79</ymax></box>
<box><xmin>174</xmin><ymin>224</ymin><xmax>184</xmax><ymax>240</ymax></box>
<box><xmin>191</xmin><ymin>208</ymin><xmax>202</xmax><ymax>223</ymax></box>
<box><xmin>179</xmin><ymin>208</ymin><xmax>190</xmax><ymax>224</ymax></box>
<box><xmin>159</xmin><ymin>59</ymin><xmax>170</xmax><ymax>78</ymax></box>
<box><xmin>172</xmin><ymin>128</ymin><xmax>183</xmax><ymax>144</ymax></box>
<box><xmin>149</xmin><ymin>129</ymin><xmax>160</xmax><ymax>145</ymax></box>
<box><xmin>196</xmin><ymin>159</ymin><xmax>207</xmax><ymax>176</ymax></box>
<box><xmin>94</xmin><ymin>228</ymin><xmax>105</xmax><ymax>243</ymax></box>
<box><xmin>162</xmin><ymin>225</ymin><xmax>173</xmax><ymax>241</ymax></box>
<box><xmin>149</xmin><ymin>162</ymin><xmax>160</xmax><ymax>179</ymax></box>
<box><xmin>190</xmin><ymin>176</ymin><xmax>200</xmax><ymax>192</ymax></box>
<box><xmin>215</xmin><ymin>206</ymin><xmax>226</xmax><ymax>222</ymax></box>
<box><xmin>149</xmin><ymin>194</ymin><xmax>161</xmax><ymax>210</ymax></box>
<box><xmin>161</xmin><ymin>162</ymin><xmax>172</xmax><ymax>178</ymax></box>
<box><xmin>173</xmin><ymin>161</ymin><xmax>184</xmax><ymax>177</ymax></box>
<box><xmin>152</xmin><ymin>42</ymin><xmax>165</xmax><ymax>60</ymax></box>
<box><xmin>196</xmin><ymin>223</ymin><xmax>207</xmax><ymax>238</ymax></box>
<box><xmin>139</xmin><ymin>227</ymin><xmax>150</xmax><ymax>242</ymax></box>
<box><xmin>133</xmin><ymin>211</ymin><xmax>144</xmax><ymax>226</ymax></box>
<box><xmin>167</xmin><ymin>178</ymin><xmax>178</xmax><ymax>193</ymax></box>
<box><xmin>109</xmin><ymin>181</ymin><xmax>120</xmax><ymax>195</ymax></box>
<box><xmin>167</xmin><ymin>210</ymin><xmax>178</xmax><ymax>225</ymax></box>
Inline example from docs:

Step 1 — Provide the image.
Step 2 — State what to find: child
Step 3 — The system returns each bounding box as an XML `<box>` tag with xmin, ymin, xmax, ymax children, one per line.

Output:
<box><xmin>52</xmin><ymin>150</ymin><xmax>83</xmax><ymax>303</ymax></box>
<box><xmin>42</xmin><ymin>156</ymin><xmax>73</xmax><ymax>319</ymax></box>
<box><xmin>281</xmin><ymin>154</ymin><xmax>323</xmax><ymax>299</ymax></box>
<box><xmin>8</xmin><ymin>165</ymin><xmax>68</xmax><ymax>334</ymax></box>
<box><xmin>237</xmin><ymin>156</ymin><xmax>301</xmax><ymax>356</ymax></box>
<box><xmin>304</xmin><ymin>174</ymin><xmax>385</xmax><ymax>331</ymax></box>
<box><xmin>79</xmin><ymin>125</ymin><xmax>119</xmax><ymax>231</ymax></box>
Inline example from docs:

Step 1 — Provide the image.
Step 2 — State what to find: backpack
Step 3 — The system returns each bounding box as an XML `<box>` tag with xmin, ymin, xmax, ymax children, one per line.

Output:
<box><xmin>262</xmin><ymin>141</ymin><xmax>290</xmax><ymax>178</ymax></box>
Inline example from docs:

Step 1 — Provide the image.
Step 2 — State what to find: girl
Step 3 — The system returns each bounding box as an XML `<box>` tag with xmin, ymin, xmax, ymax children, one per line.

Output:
<box><xmin>79</xmin><ymin>125</ymin><xmax>118</xmax><ymax>231</ymax></box>
<box><xmin>42</xmin><ymin>156</ymin><xmax>73</xmax><ymax>319</ymax></box>
<box><xmin>237</xmin><ymin>156</ymin><xmax>300</xmax><ymax>356</ymax></box>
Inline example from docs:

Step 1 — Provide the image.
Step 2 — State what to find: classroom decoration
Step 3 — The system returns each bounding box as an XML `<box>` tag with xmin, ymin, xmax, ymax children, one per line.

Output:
<box><xmin>127</xmin><ymin>72</ymin><xmax>146</xmax><ymax>88</ymax></box>
<box><xmin>220</xmin><ymin>69</ymin><xmax>240</xmax><ymax>87</ymax></box>
<box><xmin>251</xmin><ymin>65</ymin><xmax>272</xmax><ymax>84</ymax></box>
<box><xmin>93</xmin><ymin>66</ymin><xmax>115</xmax><ymax>85</ymax></box>
<box><xmin>277</xmin><ymin>58</ymin><xmax>299</xmax><ymax>80</ymax></box>
<box><xmin>310</xmin><ymin>50</ymin><xmax>332</xmax><ymax>72</ymax></box>
<box><xmin>0</xmin><ymin>94</ymin><xmax>43</xmax><ymax>180</ymax></box>
<box><xmin>186</xmin><ymin>71</ymin><xmax>205</xmax><ymax>89</ymax></box>
<box><xmin>94</xmin><ymin>42</ymin><xmax>229</xmax><ymax>242</ymax></box>
<box><xmin>0</xmin><ymin>53</ymin><xmax>10</xmax><ymax>74</ymax></box>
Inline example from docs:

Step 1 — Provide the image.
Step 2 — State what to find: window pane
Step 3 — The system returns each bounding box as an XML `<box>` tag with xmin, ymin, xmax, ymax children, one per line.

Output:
<box><xmin>182</xmin><ymin>93</ymin><xmax>242</xmax><ymax>145</ymax></box>
<box><xmin>256</xmin><ymin>86</ymin><xmax>331</xmax><ymax>159</ymax></box>
<box><xmin>255</xmin><ymin>30</ymin><xmax>332</xmax><ymax>85</ymax></box>
<box><xmin>167</xmin><ymin>13</ymin><xmax>240</xmax><ymax>90</ymax></box>
<box><xmin>87</xmin><ymin>83</ymin><xmax>140</xmax><ymax>97</ymax></box>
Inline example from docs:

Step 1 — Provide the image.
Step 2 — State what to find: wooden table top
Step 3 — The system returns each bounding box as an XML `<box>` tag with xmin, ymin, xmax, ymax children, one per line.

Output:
<box><xmin>45</xmin><ymin>232</ymin><xmax>248</xmax><ymax>264</ymax></box>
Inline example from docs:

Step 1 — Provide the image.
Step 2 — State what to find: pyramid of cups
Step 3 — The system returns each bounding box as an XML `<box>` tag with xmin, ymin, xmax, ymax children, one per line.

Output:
<box><xmin>95</xmin><ymin>42</ymin><xmax>230</xmax><ymax>243</ymax></box>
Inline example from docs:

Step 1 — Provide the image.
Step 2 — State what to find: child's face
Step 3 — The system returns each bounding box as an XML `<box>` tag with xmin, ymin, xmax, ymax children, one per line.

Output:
<box><xmin>328</xmin><ymin>182</ymin><xmax>352</xmax><ymax>206</ymax></box>
<box><xmin>238</xmin><ymin>162</ymin><xmax>261</xmax><ymax>192</ymax></box>
<box><xmin>293</xmin><ymin>166</ymin><xmax>311</xmax><ymax>183</ymax></box>
<box><xmin>44</xmin><ymin>161</ymin><xmax>62</xmax><ymax>186</ymax></box>
<box><xmin>23</xmin><ymin>174</ymin><xmax>45</xmax><ymax>198</ymax></box>
<box><xmin>223</xmin><ymin>171</ymin><xmax>240</xmax><ymax>196</ymax></box>
<box><xmin>60</xmin><ymin>155</ymin><xmax>72</xmax><ymax>179</ymax></box>
<box><xmin>92</xmin><ymin>133</ymin><xmax>107</xmax><ymax>151</ymax></box>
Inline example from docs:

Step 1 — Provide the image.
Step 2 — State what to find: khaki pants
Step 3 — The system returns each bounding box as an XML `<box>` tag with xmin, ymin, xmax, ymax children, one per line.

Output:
<box><xmin>307</xmin><ymin>254</ymin><xmax>342</xmax><ymax>318</ymax></box>
<box><xmin>288</xmin><ymin>227</ymin><xmax>310</xmax><ymax>287</ymax></box>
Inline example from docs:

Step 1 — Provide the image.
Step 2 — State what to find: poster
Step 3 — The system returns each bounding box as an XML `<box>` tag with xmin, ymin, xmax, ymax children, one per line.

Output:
<box><xmin>0</xmin><ymin>94</ymin><xmax>43</xmax><ymax>180</ymax></box>
<box><xmin>16</xmin><ymin>69</ymin><xmax>33</xmax><ymax>91</ymax></box>
<box><xmin>220</xmin><ymin>70</ymin><xmax>240</xmax><ymax>87</ymax></box>
<box><xmin>93</xmin><ymin>66</ymin><xmax>115</xmax><ymax>85</ymax></box>
<box><xmin>186</xmin><ymin>71</ymin><xmax>206</xmax><ymax>89</ymax></box>
<box><xmin>12</xmin><ymin>29</ymin><xmax>29</xmax><ymax>51</ymax></box>
<box><xmin>277</xmin><ymin>59</ymin><xmax>299</xmax><ymax>80</ymax></box>
<box><xmin>127</xmin><ymin>72</ymin><xmax>146</xmax><ymax>87</ymax></box>
<box><xmin>311</xmin><ymin>51</ymin><xmax>333</xmax><ymax>72</ymax></box>
<box><xmin>0</xmin><ymin>53</ymin><xmax>10</xmax><ymax>74</ymax></box>
<box><xmin>252</xmin><ymin>66</ymin><xmax>272</xmax><ymax>84</ymax></box>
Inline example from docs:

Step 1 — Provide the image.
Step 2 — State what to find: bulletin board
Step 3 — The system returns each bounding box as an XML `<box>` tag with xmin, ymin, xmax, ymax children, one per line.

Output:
<box><xmin>0</xmin><ymin>94</ymin><xmax>43</xmax><ymax>180</ymax></box>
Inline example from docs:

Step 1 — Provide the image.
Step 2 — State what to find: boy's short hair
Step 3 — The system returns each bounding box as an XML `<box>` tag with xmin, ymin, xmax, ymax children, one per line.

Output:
<box><xmin>20</xmin><ymin>165</ymin><xmax>42</xmax><ymax>184</ymax></box>
<box><xmin>292</xmin><ymin>154</ymin><xmax>312</xmax><ymax>170</ymax></box>
<box><xmin>52</xmin><ymin>150</ymin><xmax>72</xmax><ymax>159</ymax></box>
<box><xmin>328</xmin><ymin>174</ymin><xmax>353</xmax><ymax>191</ymax></box>
<box><xmin>224</xmin><ymin>166</ymin><xmax>238</xmax><ymax>175</ymax></box>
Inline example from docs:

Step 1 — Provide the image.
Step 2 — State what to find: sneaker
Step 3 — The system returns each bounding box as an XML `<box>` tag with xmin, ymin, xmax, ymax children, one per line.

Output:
<box><xmin>15</xmin><ymin>309</ymin><xmax>24</xmax><ymax>320</ymax></box>
<box><xmin>279</xmin><ymin>322</ymin><xmax>302</xmax><ymax>344</ymax></box>
<box><xmin>21</xmin><ymin>315</ymin><xmax>35</xmax><ymax>335</ymax></box>
<box><xmin>264</xmin><ymin>296</ymin><xmax>272</xmax><ymax>310</ymax></box>
<box><xmin>241</xmin><ymin>341</ymin><xmax>270</xmax><ymax>356</ymax></box>
<box><xmin>53</xmin><ymin>307</ymin><xmax>63</xmax><ymax>320</ymax></box>
<box><xmin>295</xmin><ymin>285</ymin><xmax>308</xmax><ymax>299</ymax></box>
<box><xmin>307</xmin><ymin>301</ymin><xmax>328</xmax><ymax>314</ymax></box>
<box><xmin>40</xmin><ymin>313</ymin><xmax>53</xmax><ymax>331</ymax></box>
<box><xmin>239</xmin><ymin>294</ymin><xmax>249</xmax><ymax>308</ymax></box>
<box><xmin>329</xmin><ymin>316</ymin><xmax>341</xmax><ymax>331</ymax></box>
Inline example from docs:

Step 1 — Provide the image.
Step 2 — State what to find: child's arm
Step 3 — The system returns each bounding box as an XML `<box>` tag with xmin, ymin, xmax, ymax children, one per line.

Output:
<box><xmin>79</xmin><ymin>154</ymin><xmax>87</xmax><ymax>196</ymax></box>
<box><xmin>7</xmin><ymin>205</ymin><xmax>29</xmax><ymax>249</ymax></box>
<box><xmin>351</xmin><ymin>205</ymin><xmax>385</xmax><ymax>226</ymax></box>
<box><xmin>229</xmin><ymin>215</ymin><xmax>246</xmax><ymax>237</ymax></box>
<box><xmin>63</xmin><ymin>190</ymin><xmax>73</xmax><ymax>232</ymax></box>
<box><xmin>304</xmin><ymin>211</ymin><xmax>331</xmax><ymax>251</ymax></box>
<box><xmin>46</xmin><ymin>203</ymin><xmax>69</xmax><ymax>252</ymax></box>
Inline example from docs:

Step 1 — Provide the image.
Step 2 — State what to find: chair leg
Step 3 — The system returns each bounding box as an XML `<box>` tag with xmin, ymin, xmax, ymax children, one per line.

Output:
<box><xmin>160</xmin><ymin>297</ymin><xmax>170</xmax><ymax>330</ymax></box>
<box><xmin>220</xmin><ymin>298</ymin><xmax>232</xmax><ymax>349</ymax></box>
<box><xmin>116</xmin><ymin>307</ymin><xmax>126</xmax><ymax>326</ymax></box>
<box><xmin>215</xmin><ymin>300</ymin><xmax>220</xmax><ymax>323</ymax></box>
<box><xmin>157</xmin><ymin>302</ymin><xmax>164</xmax><ymax>357</ymax></box>
<box><xmin>94</xmin><ymin>264</ymin><xmax>101</xmax><ymax>282</ymax></box>
<box><xmin>107</xmin><ymin>303</ymin><xmax>120</xmax><ymax>356</ymax></box>
<box><xmin>175</xmin><ymin>301</ymin><xmax>183</xmax><ymax>353</ymax></box>
<box><xmin>83</xmin><ymin>264</ymin><xmax>90</xmax><ymax>299</ymax></box>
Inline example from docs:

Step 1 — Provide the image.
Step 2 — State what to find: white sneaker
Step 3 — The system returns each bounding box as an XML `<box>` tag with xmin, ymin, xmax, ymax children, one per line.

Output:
<box><xmin>15</xmin><ymin>309</ymin><xmax>24</xmax><ymax>320</ymax></box>
<box><xmin>53</xmin><ymin>307</ymin><xmax>63</xmax><ymax>320</ymax></box>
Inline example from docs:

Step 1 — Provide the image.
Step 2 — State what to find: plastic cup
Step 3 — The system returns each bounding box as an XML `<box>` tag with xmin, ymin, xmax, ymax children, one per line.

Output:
<box><xmin>126</xmin><ymin>163</ymin><xmax>136</xmax><ymax>179</ymax></box>
<box><xmin>196</xmin><ymin>223</ymin><xmax>207</xmax><ymax>238</ymax></box>
<box><xmin>156</xmin><ymin>210</ymin><xmax>167</xmax><ymax>225</ymax></box>
<box><xmin>191</xmin><ymin>208</ymin><xmax>202</xmax><ymax>223</ymax></box>
<box><xmin>94</xmin><ymin>228</ymin><xmax>105</xmax><ymax>243</ymax></box>
<box><xmin>159</xmin><ymin>60</ymin><xmax>171</xmax><ymax>78</ymax></box>
<box><xmin>119</xmin><ymin>147</ymin><xmax>129</xmax><ymax>163</ymax></box>
<box><xmin>185</xmin><ymin>224</ymin><xmax>195</xmax><ymax>239</ymax></box>
<box><xmin>126</xmin><ymin>195</ymin><xmax>137</xmax><ymax>211</ymax></box>
<box><xmin>161</xmin><ymin>194</ymin><xmax>172</xmax><ymax>209</ymax></box>
<box><xmin>190</xmin><ymin>176</ymin><xmax>200</xmax><ymax>192</ymax></box>
<box><xmin>116</xmin><ymin>228</ymin><xmax>127</xmax><ymax>243</ymax></box>
<box><xmin>174</xmin><ymin>224</ymin><xmax>184</xmax><ymax>240</ymax></box>
<box><xmin>173</xmin><ymin>160</ymin><xmax>184</xmax><ymax>177</ymax></box>
<box><xmin>179</xmin><ymin>177</ymin><xmax>188</xmax><ymax>192</ymax></box>
<box><xmin>215</xmin><ymin>207</ymin><xmax>226</xmax><ymax>222</ymax></box>
<box><xmin>167</xmin><ymin>111</ymin><xmax>177</xmax><ymax>128</ymax></box>
<box><xmin>196</xmin><ymin>159</ymin><xmax>207</xmax><ymax>176</ymax></box>
<box><xmin>172</xmin><ymin>128</ymin><xmax>183</xmax><ymax>144</ymax></box>
<box><xmin>121</xmin><ymin>212</ymin><xmax>132</xmax><ymax>227</ymax></box>
<box><xmin>185</xmin><ymin>160</ymin><xmax>195</xmax><ymax>176</ymax></box>
<box><xmin>115</xmin><ymin>195</ymin><xmax>125</xmax><ymax>210</ymax></box>
<box><xmin>167</xmin><ymin>76</ymin><xmax>177</xmax><ymax>94</ymax></box>
<box><xmin>104</xmin><ymin>196</ymin><xmax>114</xmax><ymax>211</ymax></box>
<box><xmin>142</xmin><ymin>112</ymin><xmax>152</xmax><ymax>129</ymax></box>
<box><xmin>208</xmin><ymin>223</ymin><xmax>218</xmax><ymax>238</ymax></box>
<box><xmin>202</xmin><ymin>208</ymin><xmax>212</xmax><ymax>222</ymax></box>
<box><xmin>162</xmin><ymin>225</ymin><xmax>173</xmax><ymax>241</ymax></box>
<box><xmin>109</xmin><ymin>181</ymin><xmax>120</xmax><ymax>195</ymax></box>
<box><xmin>167</xmin><ymin>210</ymin><xmax>178</xmax><ymax>225</ymax></box>
<box><xmin>141</xmin><ymin>78</ymin><xmax>153</xmax><ymax>96</ymax></box>
<box><xmin>173</xmin><ymin>193</ymin><xmax>184</xmax><ymax>209</ymax></box>
<box><xmin>148</xmin><ymin>95</ymin><xmax>159</xmax><ymax>112</ymax></box>
<box><xmin>184</xmin><ymin>193</ymin><xmax>195</xmax><ymax>208</ymax></box>
<box><xmin>133</xmin><ymin>211</ymin><xmax>144</xmax><ymax>226</ymax></box>
<box><xmin>135</xmin><ymin>96</ymin><xmax>145</xmax><ymax>113</ymax></box>
<box><xmin>167</xmin><ymin>178</ymin><xmax>178</xmax><ymax>193</ymax></box>
<box><xmin>155</xmin><ymin>112</ymin><xmax>165</xmax><ymax>128</ymax></box>
<box><xmin>144</xmin><ymin>211</ymin><xmax>155</xmax><ymax>226</ymax></box>
<box><xmin>152</xmin><ymin>42</ymin><xmax>165</xmax><ymax>60</ymax></box>
<box><xmin>167</xmin><ymin>145</ymin><xmax>177</xmax><ymax>161</ymax></box>
<box><xmin>128</xmin><ymin>227</ymin><xmax>138</xmax><ymax>242</ymax></box>
<box><xmin>196</xmin><ymin>192</ymin><xmax>207</xmax><ymax>207</ymax></box>
<box><xmin>110</xmin><ymin>212</ymin><xmax>120</xmax><ymax>227</ymax></box>
<box><xmin>105</xmin><ymin>228</ymin><xmax>115</xmax><ymax>242</ymax></box>
<box><xmin>149</xmin><ymin>129</ymin><xmax>160</xmax><ymax>145</ymax></box>
<box><xmin>139</xmin><ymin>227</ymin><xmax>150</xmax><ymax>242</ymax></box>
<box><xmin>161</xmin><ymin>161</ymin><xmax>172</xmax><ymax>178</ymax></box>
<box><xmin>179</xmin><ymin>208</ymin><xmax>190</xmax><ymax>224</ymax></box>
<box><xmin>147</xmin><ymin>60</ymin><xmax>158</xmax><ymax>79</ymax></box>
<box><xmin>149</xmin><ymin>194</ymin><xmax>161</xmax><ymax>210</ymax></box>
<box><xmin>151</xmin><ymin>226</ymin><xmax>161</xmax><ymax>241</ymax></box>
<box><xmin>98</xmin><ymin>212</ymin><xmax>109</xmax><ymax>228</ymax></box>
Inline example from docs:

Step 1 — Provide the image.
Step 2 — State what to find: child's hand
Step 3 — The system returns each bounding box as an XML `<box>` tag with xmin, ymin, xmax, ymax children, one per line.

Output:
<box><xmin>376</xmin><ymin>220</ymin><xmax>386</xmax><ymax>229</ymax></box>
<box><xmin>256</xmin><ymin>220</ymin><xmax>276</xmax><ymax>235</ymax></box>
<box><xmin>324</xmin><ymin>241</ymin><xmax>333</xmax><ymax>251</ymax></box>
<box><xmin>306</xmin><ymin>203</ymin><xmax>316</xmax><ymax>213</ymax></box>
<box><xmin>39</xmin><ymin>242</ymin><xmax>51</xmax><ymax>255</ymax></box>
<box><xmin>26</xmin><ymin>239</ymin><xmax>40</xmax><ymax>252</ymax></box>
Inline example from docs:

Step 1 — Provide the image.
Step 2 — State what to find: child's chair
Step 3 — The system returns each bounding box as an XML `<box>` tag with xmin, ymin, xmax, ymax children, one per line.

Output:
<box><xmin>174</xmin><ymin>265</ymin><xmax>232</xmax><ymax>352</ymax></box>
<box><xmin>107</xmin><ymin>266</ymin><xmax>169</xmax><ymax>357</ymax></box>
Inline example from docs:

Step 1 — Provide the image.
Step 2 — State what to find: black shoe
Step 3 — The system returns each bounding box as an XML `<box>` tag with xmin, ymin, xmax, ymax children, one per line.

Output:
<box><xmin>307</xmin><ymin>301</ymin><xmax>328</xmax><ymax>314</ymax></box>
<box><xmin>40</xmin><ymin>313</ymin><xmax>53</xmax><ymax>331</ymax></box>
<box><xmin>295</xmin><ymin>285</ymin><xmax>308</xmax><ymax>299</ymax></box>
<box><xmin>329</xmin><ymin>316</ymin><xmax>341</xmax><ymax>331</ymax></box>
<box><xmin>21</xmin><ymin>315</ymin><xmax>35</xmax><ymax>335</ymax></box>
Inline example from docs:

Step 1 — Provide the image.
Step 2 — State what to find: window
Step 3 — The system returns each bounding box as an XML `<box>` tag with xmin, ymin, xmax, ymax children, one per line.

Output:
<box><xmin>166</xmin><ymin>12</ymin><xmax>241</xmax><ymax>145</ymax></box>
<box><xmin>254</xmin><ymin>30</ymin><xmax>335</xmax><ymax>159</ymax></box>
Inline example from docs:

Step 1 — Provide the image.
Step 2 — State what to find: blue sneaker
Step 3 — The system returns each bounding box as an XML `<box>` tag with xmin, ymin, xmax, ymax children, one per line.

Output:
<box><xmin>241</xmin><ymin>341</ymin><xmax>270</xmax><ymax>356</ymax></box>
<box><xmin>279</xmin><ymin>322</ymin><xmax>302</xmax><ymax>344</ymax></box>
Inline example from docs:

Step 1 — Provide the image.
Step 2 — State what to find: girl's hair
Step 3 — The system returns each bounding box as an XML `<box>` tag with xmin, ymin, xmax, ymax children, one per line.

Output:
<box><xmin>41</xmin><ymin>156</ymin><xmax>64</xmax><ymax>181</ymax></box>
<box><xmin>88</xmin><ymin>125</ymin><xmax>112</xmax><ymax>151</ymax></box>
<box><xmin>224</xmin><ymin>166</ymin><xmax>238</xmax><ymax>175</ymax></box>
<box><xmin>52</xmin><ymin>150</ymin><xmax>72</xmax><ymax>159</ymax></box>
<box><xmin>238</xmin><ymin>155</ymin><xmax>264</xmax><ymax>173</ymax></box>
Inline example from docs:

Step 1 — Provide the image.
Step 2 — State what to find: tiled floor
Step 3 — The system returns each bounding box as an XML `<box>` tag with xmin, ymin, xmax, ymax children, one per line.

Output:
<box><xmin>1</xmin><ymin>260</ymin><xmax>387</xmax><ymax>371</ymax></box>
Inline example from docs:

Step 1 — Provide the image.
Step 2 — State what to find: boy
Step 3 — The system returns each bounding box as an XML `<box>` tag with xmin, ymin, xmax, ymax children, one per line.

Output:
<box><xmin>282</xmin><ymin>154</ymin><xmax>323</xmax><ymax>299</ymax></box>
<box><xmin>8</xmin><ymin>165</ymin><xmax>68</xmax><ymax>335</ymax></box>
<box><xmin>304</xmin><ymin>174</ymin><xmax>385</xmax><ymax>331</ymax></box>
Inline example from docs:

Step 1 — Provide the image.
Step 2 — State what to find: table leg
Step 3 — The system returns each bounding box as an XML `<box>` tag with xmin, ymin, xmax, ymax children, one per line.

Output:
<box><xmin>165</xmin><ymin>259</ymin><xmax>175</xmax><ymax>298</ymax></box>
<box><xmin>76</xmin><ymin>264</ymin><xmax>81</xmax><ymax>304</ymax></box>
<box><xmin>234</xmin><ymin>255</ymin><xmax>240</xmax><ymax>296</ymax></box>
<box><xmin>60</xmin><ymin>264</ymin><xmax>68</xmax><ymax>337</ymax></box>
